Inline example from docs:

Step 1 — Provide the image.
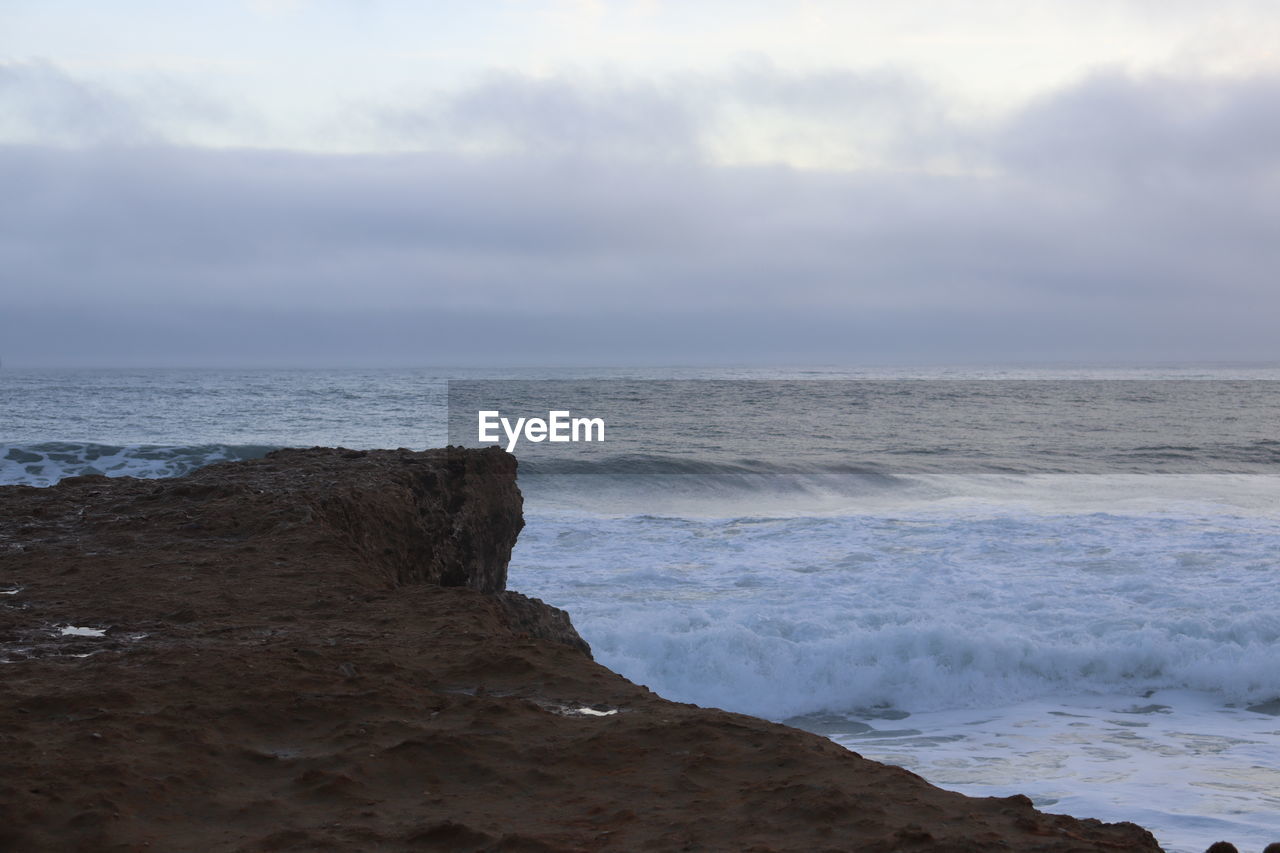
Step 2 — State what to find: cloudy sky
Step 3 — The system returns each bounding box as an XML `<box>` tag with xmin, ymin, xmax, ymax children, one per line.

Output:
<box><xmin>3</xmin><ymin>0</ymin><xmax>1278</xmax><ymax>366</ymax></box>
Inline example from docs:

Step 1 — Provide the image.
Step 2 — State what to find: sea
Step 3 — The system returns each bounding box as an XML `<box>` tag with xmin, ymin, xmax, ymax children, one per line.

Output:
<box><xmin>3</xmin><ymin>365</ymin><xmax>1279</xmax><ymax>853</ymax></box>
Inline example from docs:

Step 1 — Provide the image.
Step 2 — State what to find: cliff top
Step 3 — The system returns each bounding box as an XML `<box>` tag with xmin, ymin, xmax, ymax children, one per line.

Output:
<box><xmin>0</xmin><ymin>447</ymin><xmax>1162</xmax><ymax>852</ymax></box>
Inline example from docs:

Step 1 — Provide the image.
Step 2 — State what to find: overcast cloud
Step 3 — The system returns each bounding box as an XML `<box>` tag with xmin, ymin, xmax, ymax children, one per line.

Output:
<box><xmin>2</xmin><ymin>36</ymin><xmax>1278</xmax><ymax>365</ymax></box>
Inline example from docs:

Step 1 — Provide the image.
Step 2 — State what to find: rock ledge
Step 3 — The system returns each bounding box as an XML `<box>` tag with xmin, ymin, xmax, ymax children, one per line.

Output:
<box><xmin>0</xmin><ymin>448</ymin><xmax>1161</xmax><ymax>852</ymax></box>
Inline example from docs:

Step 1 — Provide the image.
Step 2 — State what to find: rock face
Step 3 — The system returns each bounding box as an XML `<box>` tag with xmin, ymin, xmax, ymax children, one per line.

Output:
<box><xmin>0</xmin><ymin>446</ymin><xmax>585</xmax><ymax>656</ymax></box>
<box><xmin>0</xmin><ymin>448</ymin><xmax>1163</xmax><ymax>852</ymax></box>
<box><xmin>303</xmin><ymin>447</ymin><xmax>523</xmax><ymax>593</ymax></box>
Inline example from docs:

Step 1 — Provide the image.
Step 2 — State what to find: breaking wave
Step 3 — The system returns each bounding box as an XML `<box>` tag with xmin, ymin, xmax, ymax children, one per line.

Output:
<box><xmin>0</xmin><ymin>442</ymin><xmax>280</xmax><ymax>487</ymax></box>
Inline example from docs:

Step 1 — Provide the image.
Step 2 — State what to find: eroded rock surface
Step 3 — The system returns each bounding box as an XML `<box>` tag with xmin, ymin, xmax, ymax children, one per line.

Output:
<box><xmin>0</xmin><ymin>448</ymin><xmax>1162</xmax><ymax>852</ymax></box>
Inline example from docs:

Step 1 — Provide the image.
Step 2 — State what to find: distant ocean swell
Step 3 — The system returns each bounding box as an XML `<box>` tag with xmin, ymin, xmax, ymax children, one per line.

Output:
<box><xmin>0</xmin><ymin>444</ymin><xmax>907</xmax><ymax>490</ymax></box>
<box><xmin>520</xmin><ymin>446</ymin><xmax>1280</xmax><ymax>476</ymax></box>
<box><xmin>0</xmin><ymin>444</ymin><xmax>1223</xmax><ymax>484</ymax></box>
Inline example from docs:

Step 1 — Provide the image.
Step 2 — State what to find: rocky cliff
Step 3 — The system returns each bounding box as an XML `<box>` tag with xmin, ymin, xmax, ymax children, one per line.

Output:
<box><xmin>0</xmin><ymin>448</ymin><xmax>1162</xmax><ymax>852</ymax></box>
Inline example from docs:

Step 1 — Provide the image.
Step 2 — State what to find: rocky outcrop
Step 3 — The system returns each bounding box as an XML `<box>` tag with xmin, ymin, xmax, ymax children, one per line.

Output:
<box><xmin>294</xmin><ymin>446</ymin><xmax>525</xmax><ymax>593</ymax></box>
<box><xmin>0</xmin><ymin>448</ymin><xmax>1162</xmax><ymax>852</ymax></box>
<box><xmin>495</xmin><ymin>590</ymin><xmax>592</xmax><ymax>655</ymax></box>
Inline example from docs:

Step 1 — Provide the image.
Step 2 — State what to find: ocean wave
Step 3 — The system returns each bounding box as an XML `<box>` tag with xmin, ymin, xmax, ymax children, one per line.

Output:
<box><xmin>0</xmin><ymin>442</ymin><xmax>280</xmax><ymax>487</ymax></box>
<box><xmin>511</xmin><ymin>509</ymin><xmax>1280</xmax><ymax>719</ymax></box>
<box><xmin>519</xmin><ymin>463</ymin><xmax>1280</xmax><ymax>519</ymax></box>
<box><xmin>518</xmin><ymin>454</ymin><xmax>912</xmax><ymax>508</ymax></box>
<box><xmin>521</xmin><ymin>454</ymin><xmax>896</xmax><ymax>478</ymax></box>
<box><xmin>581</xmin><ymin>608</ymin><xmax>1280</xmax><ymax>720</ymax></box>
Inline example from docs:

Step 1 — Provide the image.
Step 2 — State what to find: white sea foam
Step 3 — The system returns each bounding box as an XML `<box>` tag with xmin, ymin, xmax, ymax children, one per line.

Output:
<box><xmin>827</xmin><ymin>691</ymin><xmax>1280</xmax><ymax>853</ymax></box>
<box><xmin>0</xmin><ymin>442</ymin><xmax>278</xmax><ymax>487</ymax></box>
<box><xmin>510</xmin><ymin>501</ymin><xmax>1280</xmax><ymax>852</ymax></box>
<box><xmin>510</xmin><ymin>498</ymin><xmax>1280</xmax><ymax>853</ymax></box>
<box><xmin>513</xmin><ymin>506</ymin><xmax>1280</xmax><ymax>718</ymax></box>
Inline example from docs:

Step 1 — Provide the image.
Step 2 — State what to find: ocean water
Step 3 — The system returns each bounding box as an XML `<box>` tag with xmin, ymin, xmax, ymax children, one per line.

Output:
<box><xmin>4</xmin><ymin>365</ymin><xmax>1280</xmax><ymax>853</ymax></box>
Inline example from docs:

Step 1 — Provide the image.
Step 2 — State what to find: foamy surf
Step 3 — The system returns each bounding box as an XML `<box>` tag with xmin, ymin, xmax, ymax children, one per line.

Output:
<box><xmin>817</xmin><ymin>691</ymin><xmax>1280</xmax><ymax>853</ymax></box>
<box><xmin>1</xmin><ymin>442</ymin><xmax>279</xmax><ymax>487</ymax></box>
<box><xmin>509</xmin><ymin>501</ymin><xmax>1280</xmax><ymax>853</ymax></box>
<box><xmin>513</xmin><ymin>506</ymin><xmax>1280</xmax><ymax>714</ymax></box>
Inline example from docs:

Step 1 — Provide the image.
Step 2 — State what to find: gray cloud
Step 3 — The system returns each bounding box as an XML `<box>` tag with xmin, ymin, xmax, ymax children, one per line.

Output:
<box><xmin>0</xmin><ymin>60</ymin><xmax>256</xmax><ymax>149</ymax></box>
<box><xmin>996</xmin><ymin>70</ymin><xmax>1280</xmax><ymax>185</ymax></box>
<box><xmin>0</xmin><ymin>61</ymin><xmax>153</xmax><ymax>145</ymax></box>
<box><xmin>367</xmin><ymin>63</ymin><xmax>954</xmax><ymax>166</ymax></box>
<box><xmin>444</xmin><ymin>71</ymin><xmax>705</xmax><ymax>162</ymax></box>
<box><xmin>2</xmin><ymin>67</ymin><xmax>1278</xmax><ymax>366</ymax></box>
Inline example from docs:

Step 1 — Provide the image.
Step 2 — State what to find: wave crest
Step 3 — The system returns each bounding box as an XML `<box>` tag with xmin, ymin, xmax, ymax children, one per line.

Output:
<box><xmin>1</xmin><ymin>442</ymin><xmax>280</xmax><ymax>487</ymax></box>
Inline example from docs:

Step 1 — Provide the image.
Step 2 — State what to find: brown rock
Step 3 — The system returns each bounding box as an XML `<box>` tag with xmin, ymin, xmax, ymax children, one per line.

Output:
<box><xmin>0</xmin><ymin>447</ymin><xmax>1163</xmax><ymax>852</ymax></box>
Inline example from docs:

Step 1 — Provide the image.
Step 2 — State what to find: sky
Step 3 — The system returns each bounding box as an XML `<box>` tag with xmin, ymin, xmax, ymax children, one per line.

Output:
<box><xmin>2</xmin><ymin>0</ymin><xmax>1278</xmax><ymax>366</ymax></box>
